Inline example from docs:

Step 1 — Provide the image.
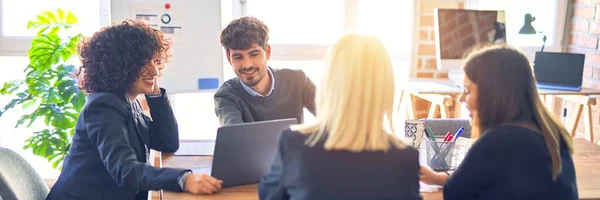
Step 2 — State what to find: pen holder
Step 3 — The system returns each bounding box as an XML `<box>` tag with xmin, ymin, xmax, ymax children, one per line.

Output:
<box><xmin>425</xmin><ymin>140</ymin><xmax>456</xmax><ymax>171</ymax></box>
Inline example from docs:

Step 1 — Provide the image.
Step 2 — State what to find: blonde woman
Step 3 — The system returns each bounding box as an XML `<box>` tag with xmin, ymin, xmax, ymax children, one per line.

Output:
<box><xmin>420</xmin><ymin>45</ymin><xmax>578</xmax><ymax>200</ymax></box>
<box><xmin>258</xmin><ymin>34</ymin><xmax>421</xmax><ymax>200</ymax></box>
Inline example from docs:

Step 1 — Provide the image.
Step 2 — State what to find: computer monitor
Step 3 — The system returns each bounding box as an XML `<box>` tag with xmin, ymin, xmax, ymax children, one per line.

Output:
<box><xmin>434</xmin><ymin>9</ymin><xmax>507</xmax><ymax>70</ymax></box>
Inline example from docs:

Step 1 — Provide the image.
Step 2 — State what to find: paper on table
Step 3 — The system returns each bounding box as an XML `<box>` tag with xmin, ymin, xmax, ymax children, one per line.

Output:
<box><xmin>175</xmin><ymin>142</ymin><xmax>215</xmax><ymax>156</ymax></box>
<box><xmin>420</xmin><ymin>182</ymin><xmax>443</xmax><ymax>192</ymax></box>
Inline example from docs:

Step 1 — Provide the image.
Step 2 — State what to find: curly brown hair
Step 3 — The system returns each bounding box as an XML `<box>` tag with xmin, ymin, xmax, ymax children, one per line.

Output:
<box><xmin>77</xmin><ymin>20</ymin><xmax>171</xmax><ymax>94</ymax></box>
<box><xmin>220</xmin><ymin>16</ymin><xmax>269</xmax><ymax>54</ymax></box>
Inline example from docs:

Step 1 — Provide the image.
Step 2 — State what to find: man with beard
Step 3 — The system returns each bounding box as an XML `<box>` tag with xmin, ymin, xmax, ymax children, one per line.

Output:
<box><xmin>214</xmin><ymin>16</ymin><xmax>316</xmax><ymax>125</ymax></box>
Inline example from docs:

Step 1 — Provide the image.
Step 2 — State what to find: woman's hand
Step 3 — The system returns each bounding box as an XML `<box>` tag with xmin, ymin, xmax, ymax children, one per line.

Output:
<box><xmin>420</xmin><ymin>165</ymin><xmax>448</xmax><ymax>186</ymax></box>
<box><xmin>148</xmin><ymin>79</ymin><xmax>161</xmax><ymax>95</ymax></box>
<box><xmin>184</xmin><ymin>173</ymin><xmax>223</xmax><ymax>195</ymax></box>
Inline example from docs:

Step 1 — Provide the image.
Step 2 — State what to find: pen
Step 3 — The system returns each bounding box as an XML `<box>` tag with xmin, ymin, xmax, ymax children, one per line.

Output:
<box><xmin>425</xmin><ymin>127</ymin><xmax>441</xmax><ymax>153</ymax></box>
<box><xmin>443</xmin><ymin>132</ymin><xmax>452</xmax><ymax>142</ymax></box>
<box><xmin>452</xmin><ymin>127</ymin><xmax>464</xmax><ymax>142</ymax></box>
<box><xmin>426</xmin><ymin>127</ymin><xmax>436</xmax><ymax>141</ymax></box>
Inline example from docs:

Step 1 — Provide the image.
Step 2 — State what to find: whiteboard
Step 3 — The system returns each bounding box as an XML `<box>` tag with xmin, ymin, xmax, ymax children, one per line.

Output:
<box><xmin>109</xmin><ymin>0</ymin><xmax>224</xmax><ymax>94</ymax></box>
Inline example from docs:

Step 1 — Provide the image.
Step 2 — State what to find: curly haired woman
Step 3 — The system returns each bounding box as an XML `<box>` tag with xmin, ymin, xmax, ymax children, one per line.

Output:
<box><xmin>46</xmin><ymin>20</ymin><xmax>222</xmax><ymax>200</ymax></box>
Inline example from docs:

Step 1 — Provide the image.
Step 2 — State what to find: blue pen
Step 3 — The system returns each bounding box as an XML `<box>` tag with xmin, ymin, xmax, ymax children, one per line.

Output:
<box><xmin>452</xmin><ymin>127</ymin><xmax>464</xmax><ymax>142</ymax></box>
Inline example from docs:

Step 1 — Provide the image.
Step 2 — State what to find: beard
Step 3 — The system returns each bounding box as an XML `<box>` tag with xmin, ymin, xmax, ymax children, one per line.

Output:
<box><xmin>238</xmin><ymin>66</ymin><xmax>265</xmax><ymax>87</ymax></box>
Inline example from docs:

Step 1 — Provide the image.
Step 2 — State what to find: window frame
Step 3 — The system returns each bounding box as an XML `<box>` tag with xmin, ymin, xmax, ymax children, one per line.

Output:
<box><xmin>0</xmin><ymin>0</ymin><xmax>111</xmax><ymax>56</ymax></box>
<box><xmin>233</xmin><ymin>0</ymin><xmax>415</xmax><ymax>61</ymax></box>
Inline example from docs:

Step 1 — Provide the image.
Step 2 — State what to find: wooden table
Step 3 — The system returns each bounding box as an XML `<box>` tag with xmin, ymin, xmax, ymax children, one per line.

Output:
<box><xmin>400</xmin><ymin>78</ymin><xmax>600</xmax><ymax>143</ymax></box>
<box><xmin>157</xmin><ymin>138</ymin><xmax>600</xmax><ymax>200</ymax></box>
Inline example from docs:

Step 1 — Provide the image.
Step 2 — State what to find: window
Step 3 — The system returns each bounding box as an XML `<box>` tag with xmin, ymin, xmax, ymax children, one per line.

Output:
<box><xmin>467</xmin><ymin>0</ymin><xmax>567</xmax><ymax>52</ymax></box>
<box><xmin>356</xmin><ymin>0</ymin><xmax>414</xmax><ymax>58</ymax></box>
<box><xmin>241</xmin><ymin>0</ymin><xmax>414</xmax><ymax>60</ymax></box>
<box><xmin>242</xmin><ymin>0</ymin><xmax>414</xmax><ymax>78</ymax></box>
<box><xmin>0</xmin><ymin>0</ymin><xmax>108</xmax><ymax>55</ymax></box>
<box><xmin>246</xmin><ymin>0</ymin><xmax>346</xmax><ymax>45</ymax></box>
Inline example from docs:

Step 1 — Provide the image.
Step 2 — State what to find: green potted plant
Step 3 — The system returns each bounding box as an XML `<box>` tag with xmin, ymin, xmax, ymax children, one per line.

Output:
<box><xmin>0</xmin><ymin>9</ymin><xmax>85</xmax><ymax>169</ymax></box>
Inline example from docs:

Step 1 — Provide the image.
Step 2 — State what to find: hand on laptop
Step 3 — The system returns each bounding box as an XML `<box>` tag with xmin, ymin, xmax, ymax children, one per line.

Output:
<box><xmin>185</xmin><ymin>173</ymin><xmax>223</xmax><ymax>195</ymax></box>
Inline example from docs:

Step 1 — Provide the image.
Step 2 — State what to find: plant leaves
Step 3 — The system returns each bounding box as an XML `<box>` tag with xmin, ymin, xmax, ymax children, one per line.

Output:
<box><xmin>17</xmin><ymin>105</ymin><xmax>49</xmax><ymax>127</ymax></box>
<box><xmin>0</xmin><ymin>95</ymin><xmax>30</xmax><ymax>119</ymax></box>
<box><xmin>29</xmin><ymin>35</ymin><xmax>62</xmax><ymax>71</ymax></box>
<box><xmin>51</xmin><ymin>155</ymin><xmax>64</xmax><ymax>169</ymax></box>
<box><xmin>1</xmin><ymin>80</ymin><xmax>24</xmax><ymax>95</ymax></box>
<box><xmin>27</xmin><ymin>76</ymin><xmax>50</xmax><ymax>97</ymax></box>
<box><xmin>43</xmin><ymin>11</ymin><xmax>58</xmax><ymax>24</ymax></box>
<box><xmin>71</xmin><ymin>91</ymin><xmax>86</xmax><ymax>110</ymax></box>
<box><xmin>57</xmin><ymin>79</ymin><xmax>77</xmax><ymax>102</ymax></box>
<box><xmin>16</xmin><ymin>114</ymin><xmax>32</xmax><ymax>127</ymax></box>
<box><xmin>28</xmin><ymin>9</ymin><xmax>79</xmax><ymax>35</ymax></box>
<box><xmin>66</xmin><ymin>11</ymin><xmax>78</xmax><ymax>25</ymax></box>
<box><xmin>22</xmin><ymin>99</ymin><xmax>38</xmax><ymax>109</ymax></box>
<box><xmin>46</xmin><ymin>88</ymin><xmax>62</xmax><ymax>104</ymax></box>
<box><xmin>57</xmin><ymin>9</ymin><xmax>64</xmax><ymax>21</ymax></box>
<box><xmin>18</xmin><ymin>9</ymin><xmax>83</xmax><ymax>170</ymax></box>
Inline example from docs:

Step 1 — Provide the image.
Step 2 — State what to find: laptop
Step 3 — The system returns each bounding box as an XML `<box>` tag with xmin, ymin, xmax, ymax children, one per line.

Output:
<box><xmin>191</xmin><ymin>118</ymin><xmax>297</xmax><ymax>187</ymax></box>
<box><xmin>533</xmin><ymin>52</ymin><xmax>585</xmax><ymax>91</ymax></box>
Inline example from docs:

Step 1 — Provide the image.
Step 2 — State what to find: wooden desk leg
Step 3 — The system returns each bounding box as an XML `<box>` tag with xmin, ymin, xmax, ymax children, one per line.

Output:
<box><xmin>397</xmin><ymin>90</ymin><xmax>405</xmax><ymax>119</ymax></box>
<box><xmin>453</xmin><ymin>95</ymin><xmax>462</xmax><ymax>118</ymax></box>
<box><xmin>406</xmin><ymin>92</ymin><xmax>417</xmax><ymax>119</ymax></box>
<box><xmin>440</xmin><ymin>104</ymin><xmax>449</xmax><ymax>119</ymax></box>
<box><xmin>555</xmin><ymin>95</ymin><xmax>596</xmax><ymax>143</ymax></box>
<box><xmin>428</xmin><ymin>103</ymin><xmax>438</xmax><ymax>118</ymax></box>
<box><xmin>149</xmin><ymin>150</ymin><xmax>162</xmax><ymax>200</ymax></box>
<box><xmin>427</xmin><ymin>103</ymin><xmax>450</xmax><ymax>119</ymax></box>
<box><xmin>569</xmin><ymin>105</ymin><xmax>584</xmax><ymax>138</ymax></box>
<box><xmin>583</xmin><ymin>105</ymin><xmax>594</xmax><ymax>143</ymax></box>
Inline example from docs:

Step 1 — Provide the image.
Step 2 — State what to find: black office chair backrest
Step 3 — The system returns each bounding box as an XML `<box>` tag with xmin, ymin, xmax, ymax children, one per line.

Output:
<box><xmin>0</xmin><ymin>147</ymin><xmax>49</xmax><ymax>200</ymax></box>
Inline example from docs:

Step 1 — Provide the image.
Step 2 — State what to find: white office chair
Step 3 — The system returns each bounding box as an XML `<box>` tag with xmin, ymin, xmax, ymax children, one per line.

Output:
<box><xmin>0</xmin><ymin>147</ymin><xmax>49</xmax><ymax>200</ymax></box>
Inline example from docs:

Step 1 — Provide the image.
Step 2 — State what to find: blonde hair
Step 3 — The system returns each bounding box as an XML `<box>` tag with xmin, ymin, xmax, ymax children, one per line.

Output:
<box><xmin>290</xmin><ymin>34</ymin><xmax>407</xmax><ymax>152</ymax></box>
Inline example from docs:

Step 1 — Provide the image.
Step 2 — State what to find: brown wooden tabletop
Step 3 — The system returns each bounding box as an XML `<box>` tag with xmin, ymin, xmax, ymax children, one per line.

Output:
<box><xmin>159</xmin><ymin>138</ymin><xmax>600</xmax><ymax>200</ymax></box>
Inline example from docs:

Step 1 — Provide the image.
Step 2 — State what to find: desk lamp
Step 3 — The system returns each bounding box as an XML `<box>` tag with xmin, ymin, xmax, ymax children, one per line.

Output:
<box><xmin>519</xmin><ymin>13</ymin><xmax>547</xmax><ymax>52</ymax></box>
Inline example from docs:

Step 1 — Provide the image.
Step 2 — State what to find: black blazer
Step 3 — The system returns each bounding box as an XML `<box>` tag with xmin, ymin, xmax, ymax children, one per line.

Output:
<box><xmin>259</xmin><ymin>128</ymin><xmax>422</xmax><ymax>200</ymax></box>
<box><xmin>47</xmin><ymin>88</ymin><xmax>188</xmax><ymax>200</ymax></box>
<box><xmin>442</xmin><ymin>125</ymin><xmax>578</xmax><ymax>200</ymax></box>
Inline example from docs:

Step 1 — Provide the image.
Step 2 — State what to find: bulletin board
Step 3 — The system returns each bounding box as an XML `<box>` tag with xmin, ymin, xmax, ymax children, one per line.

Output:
<box><xmin>110</xmin><ymin>0</ymin><xmax>224</xmax><ymax>93</ymax></box>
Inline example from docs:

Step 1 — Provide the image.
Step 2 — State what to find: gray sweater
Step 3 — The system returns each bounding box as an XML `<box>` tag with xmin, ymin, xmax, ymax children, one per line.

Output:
<box><xmin>214</xmin><ymin>68</ymin><xmax>316</xmax><ymax>125</ymax></box>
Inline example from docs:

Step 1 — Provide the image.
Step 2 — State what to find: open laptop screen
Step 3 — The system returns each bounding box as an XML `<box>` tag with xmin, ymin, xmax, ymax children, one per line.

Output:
<box><xmin>533</xmin><ymin>52</ymin><xmax>585</xmax><ymax>87</ymax></box>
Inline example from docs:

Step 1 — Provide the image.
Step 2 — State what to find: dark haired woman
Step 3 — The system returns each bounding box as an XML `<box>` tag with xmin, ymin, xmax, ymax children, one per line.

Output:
<box><xmin>47</xmin><ymin>20</ymin><xmax>222</xmax><ymax>200</ymax></box>
<box><xmin>420</xmin><ymin>45</ymin><xmax>578</xmax><ymax>200</ymax></box>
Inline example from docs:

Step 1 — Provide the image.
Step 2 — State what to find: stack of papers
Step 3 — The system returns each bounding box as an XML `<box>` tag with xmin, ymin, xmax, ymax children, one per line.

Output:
<box><xmin>420</xmin><ymin>182</ymin><xmax>443</xmax><ymax>192</ymax></box>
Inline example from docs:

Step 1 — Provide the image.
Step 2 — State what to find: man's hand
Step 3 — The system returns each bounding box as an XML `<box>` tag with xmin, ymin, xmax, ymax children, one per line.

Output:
<box><xmin>184</xmin><ymin>173</ymin><xmax>223</xmax><ymax>195</ymax></box>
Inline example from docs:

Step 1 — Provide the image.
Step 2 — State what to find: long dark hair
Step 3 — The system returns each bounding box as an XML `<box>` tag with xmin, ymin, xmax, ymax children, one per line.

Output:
<box><xmin>463</xmin><ymin>44</ymin><xmax>573</xmax><ymax>180</ymax></box>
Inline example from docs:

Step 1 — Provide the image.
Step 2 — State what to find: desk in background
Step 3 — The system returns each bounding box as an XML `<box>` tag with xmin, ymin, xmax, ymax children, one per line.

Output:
<box><xmin>157</xmin><ymin>138</ymin><xmax>600</xmax><ymax>200</ymax></box>
<box><xmin>400</xmin><ymin>78</ymin><xmax>600</xmax><ymax>143</ymax></box>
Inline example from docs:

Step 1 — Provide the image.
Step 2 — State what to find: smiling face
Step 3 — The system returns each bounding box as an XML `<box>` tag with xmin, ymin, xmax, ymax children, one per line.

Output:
<box><xmin>227</xmin><ymin>43</ymin><xmax>271</xmax><ymax>87</ymax></box>
<box><xmin>130</xmin><ymin>60</ymin><xmax>163</xmax><ymax>95</ymax></box>
<box><xmin>459</xmin><ymin>75</ymin><xmax>478</xmax><ymax>119</ymax></box>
